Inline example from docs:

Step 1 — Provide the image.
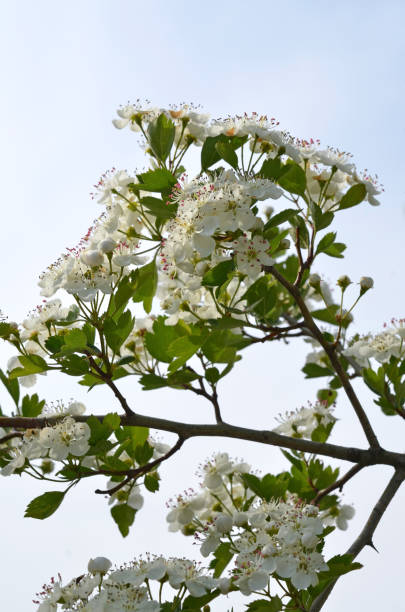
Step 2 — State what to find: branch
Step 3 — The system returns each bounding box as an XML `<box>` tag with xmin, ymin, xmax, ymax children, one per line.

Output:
<box><xmin>0</xmin><ymin>431</ymin><xmax>24</xmax><ymax>444</ymax></box>
<box><xmin>310</xmin><ymin>469</ymin><xmax>405</xmax><ymax>612</ymax></box>
<box><xmin>94</xmin><ymin>435</ymin><xmax>185</xmax><ymax>495</ymax></box>
<box><xmin>1</xmin><ymin>413</ymin><xmax>403</xmax><ymax>468</ymax></box>
<box><xmin>85</xmin><ymin>353</ymin><xmax>135</xmax><ymax>417</ymax></box>
<box><xmin>312</xmin><ymin>464</ymin><xmax>364</xmax><ymax>505</ymax></box>
<box><xmin>266</xmin><ymin>265</ymin><xmax>380</xmax><ymax>448</ymax></box>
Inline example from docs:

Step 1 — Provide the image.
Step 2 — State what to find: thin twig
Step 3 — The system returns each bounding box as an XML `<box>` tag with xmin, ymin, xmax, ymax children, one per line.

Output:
<box><xmin>309</xmin><ymin>469</ymin><xmax>405</xmax><ymax>611</ymax></box>
<box><xmin>0</xmin><ymin>431</ymin><xmax>24</xmax><ymax>444</ymax></box>
<box><xmin>312</xmin><ymin>464</ymin><xmax>364</xmax><ymax>505</ymax></box>
<box><xmin>85</xmin><ymin>353</ymin><xmax>135</xmax><ymax>417</ymax></box>
<box><xmin>94</xmin><ymin>435</ymin><xmax>185</xmax><ymax>494</ymax></box>
<box><xmin>266</xmin><ymin>265</ymin><xmax>380</xmax><ymax>448</ymax></box>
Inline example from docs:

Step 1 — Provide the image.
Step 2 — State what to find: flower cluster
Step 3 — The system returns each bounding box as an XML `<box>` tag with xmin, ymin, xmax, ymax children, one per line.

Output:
<box><xmin>1</xmin><ymin>416</ymin><xmax>90</xmax><ymax>476</ymax></box>
<box><xmin>35</xmin><ymin>555</ymin><xmax>217</xmax><ymax>611</ymax></box>
<box><xmin>166</xmin><ymin>453</ymin><xmax>330</xmax><ymax>592</ymax></box>
<box><xmin>344</xmin><ymin>323</ymin><xmax>405</xmax><ymax>366</ymax></box>
<box><xmin>273</xmin><ymin>400</ymin><xmax>337</xmax><ymax>439</ymax></box>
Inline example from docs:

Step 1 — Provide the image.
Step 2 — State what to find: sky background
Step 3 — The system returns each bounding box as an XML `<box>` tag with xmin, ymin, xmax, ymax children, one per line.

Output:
<box><xmin>0</xmin><ymin>0</ymin><xmax>404</xmax><ymax>609</ymax></box>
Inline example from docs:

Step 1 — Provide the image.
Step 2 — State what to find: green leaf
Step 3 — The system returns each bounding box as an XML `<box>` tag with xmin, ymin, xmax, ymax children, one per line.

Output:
<box><xmin>363</xmin><ymin>367</ymin><xmax>385</xmax><ymax>395</ymax></box>
<box><xmin>302</xmin><ymin>363</ymin><xmax>334</xmax><ymax>378</ymax></box>
<box><xmin>316</xmin><ymin>231</ymin><xmax>336</xmax><ymax>255</ymax></box>
<box><xmin>132</xmin><ymin>260</ymin><xmax>158</xmax><ymax>313</ymax></box>
<box><xmin>241</xmin><ymin>276</ymin><xmax>277</xmax><ymax>319</ymax></box>
<box><xmin>311</xmin><ymin>304</ymin><xmax>351</xmax><ymax>328</ymax></box>
<box><xmin>140</xmin><ymin>196</ymin><xmax>177</xmax><ymax>219</ymax></box>
<box><xmin>60</xmin><ymin>354</ymin><xmax>89</xmax><ymax>376</ymax></box>
<box><xmin>182</xmin><ymin>589</ymin><xmax>221</xmax><ymax>609</ymax></box>
<box><xmin>167</xmin><ymin>368</ymin><xmax>199</xmax><ymax>387</ymax></box>
<box><xmin>147</xmin><ymin>113</ymin><xmax>175</xmax><ymax>162</ymax></box>
<box><xmin>215</xmin><ymin>141</ymin><xmax>239</xmax><ymax>169</ymax></box>
<box><xmin>9</xmin><ymin>354</ymin><xmax>49</xmax><ymax>379</ymax></box>
<box><xmin>144</xmin><ymin>474</ymin><xmax>159</xmax><ymax>492</ymax></box>
<box><xmin>201</xmin><ymin>135</ymin><xmax>226</xmax><ymax>169</ymax></box>
<box><xmin>145</xmin><ymin>317</ymin><xmax>183</xmax><ymax>362</ymax></box>
<box><xmin>241</xmin><ymin>473</ymin><xmax>263</xmax><ymax>497</ymax></box>
<box><xmin>115</xmin><ymin>426</ymin><xmax>149</xmax><ymax>447</ymax></box>
<box><xmin>0</xmin><ymin>368</ymin><xmax>19</xmax><ymax>407</ymax></box>
<box><xmin>209</xmin><ymin>542</ymin><xmax>233</xmax><ymax>578</ymax></box>
<box><xmin>309</xmin><ymin>202</ymin><xmax>334</xmax><ymax>230</ymax></box>
<box><xmin>264</xmin><ymin>208</ymin><xmax>298</xmax><ymax>230</ymax></box>
<box><xmin>21</xmin><ymin>393</ymin><xmax>45</xmax><ymax>417</ymax></box>
<box><xmin>133</xmin><ymin>168</ymin><xmax>177</xmax><ymax>194</ymax></box>
<box><xmin>87</xmin><ymin>415</ymin><xmax>113</xmax><ymax>445</ymax></box>
<box><xmin>202</xmin><ymin>260</ymin><xmax>235</xmax><ymax>287</ymax></box>
<box><xmin>205</xmin><ymin>367</ymin><xmax>220</xmax><ymax>383</ymax></box>
<box><xmin>167</xmin><ymin>329</ymin><xmax>208</xmax><ymax>372</ymax></box>
<box><xmin>260</xmin><ymin>473</ymin><xmax>289</xmax><ymax>501</ymax></box>
<box><xmin>103</xmin><ymin>413</ymin><xmax>121</xmax><ymax>431</ymax></box>
<box><xmin>135</xmin><ymin>441</ymin><xmax>154</xmax><ymax>465</ymax></box>
<box><xmin>140</xmin><ymin>373</ymin><xmax>168</xmax><ymax>390</ymax></box>
<box><xmin>259</xmin><ymin>157</ymin><xmax>284</xmax><ymax>181</ymax></box>
<box><xmin>44</xmin><ymin>335</ymin><xmax>65</xmax><ymax>354</ymax></box>
<box><xmin>0</xmin><ymin>322</ymin><xmax>17</xmax><ymax>339</ymax></box>
<box><xmin>111</xmin><ymin>271</ymin><xmax>139</xmax><ymax>316</ymax></box>
<box><xmin>25</xmin><ymin>491</ymin><xmax>65</xmax><ymax>519</ymax></box>
<box><xmin>278</xmin><ymin>163</ymin><xmax>306</xmax><ymax>196</ymax></box>
<box><xmin>201</xmin><ymin>134</ymin><xmax>247</xmax><ymax>170</ymax></box>
<box><xmin>104</xmin><ymin>310</ymin><xmax>134</xmax><ymax>353</ymax></box>
<box><xmin>110</xmin><ymin>504</ymin><xmax>135</xmax><ymax>537</ymax></box>
<box><xmin>324</xmin><ymin>242</ymin><xmax>346</xmax><ymax>258</ymax></box>
<box><xmin>339</xmin><ymin>183</ymin><xmax>367</xmax><ymax>210</ymax></box>
<box><xmin>64</xmin><ymin>329</ymin><xmax>88</xmax><ymax>350</ymax></box>
<box><xmin>245</xmin><ymin>597</ymin><xmax>282</xmax><ymax>611</ymax></box>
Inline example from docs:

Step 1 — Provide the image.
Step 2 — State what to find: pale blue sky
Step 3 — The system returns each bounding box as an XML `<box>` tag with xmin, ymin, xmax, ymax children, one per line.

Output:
<box><xmin>0</xmin><ymin>1</ymin><xmax>404</xmax><ymax>609</ymax></box>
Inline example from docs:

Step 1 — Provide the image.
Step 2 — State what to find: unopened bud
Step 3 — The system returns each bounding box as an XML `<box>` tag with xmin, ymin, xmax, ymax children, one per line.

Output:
<box><xmin>264</xmin><ymin>206</ymin><xmax>274</xmax><ymax>219</ymax></box>
<box><xmin>40</xmin><ymin>459</ymin><xmax>54</xmax><ymax>474</ymax></box>
<box><xmin>88</xmin><ymin>557</ymin><xmax>112</xmax><ymax>575</ymax></box>
<box><xmin>309</xmin><ymin>273</ymin><xmax>321</xmax><ymax>288</ymax></box>
<box><xmin>279</xmin><ymin>238</ymin><xmax>290</xmax><ymax>250</ymax></box>
<box><xmin>99</xmin><ymin>238</ymin><xmax>116</xmax><ymax>253</ymax></box>
<box><xmin>337</xmin><ymin>275</ymin><xmax>351</xmax><ymax>290</ymax></box>
<box><xmin>81</xmin><ymin>250</ymin><xmax>104</xmax><ymax>267</ymax></box>
<box><xmin>360</xmin><ymin>276</ymin><xmax>374</xmax><ymax>291</ymax></box>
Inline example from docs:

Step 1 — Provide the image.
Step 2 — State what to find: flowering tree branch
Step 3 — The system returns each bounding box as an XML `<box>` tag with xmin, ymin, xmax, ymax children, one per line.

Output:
<box><xmin>309</xmin><ymin>469</ymin><xmax>405</xmax><ymax>611</ymax></box>
<box><xmin>1</xmin><ymin>413</ymin><xmax>404</xmax><ymax>469</ymax></box>
<box><xmin>311</xmin><ymin>464</ymin><xmax>365</xmax><ymax>504</ymax></box>
<box><xmin>94</xmin><ymin>435</ymin><xmax>185</xmax><ymax>495</ymax></box>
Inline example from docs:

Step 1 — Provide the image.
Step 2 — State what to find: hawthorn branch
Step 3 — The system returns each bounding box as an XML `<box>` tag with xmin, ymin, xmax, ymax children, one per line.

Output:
<box><xmin>94</xmin><ymin>435</ymin><xmax>185</xmax><ymax>495</ymax></box>
<box><xmin>312</xmin><ymin>464</ymin><xmax>364</xmax><ymax>505</ymax></box>
<box><xmin>85</xmin><ymin>353</ymin><xmax>135</xmax><ymax>417</ymax></box>
<box><xmin>266</xmin><ymin>265</ymin><xmax>380</xmax><ymax>448</ymax></box>
<box><xmin>1</xmin><ymin>413</ymin><xmax>404</xmax><ymax>469</ymax></box>
<box><xmin>0</xmin><ymin>431</ymin><xmax>24</xmax><ymax>444</ymax></box>
<box><xmin>309</xmin><ymin>468</ymin><xmax>405</xmax><ymax>612</ymax></box>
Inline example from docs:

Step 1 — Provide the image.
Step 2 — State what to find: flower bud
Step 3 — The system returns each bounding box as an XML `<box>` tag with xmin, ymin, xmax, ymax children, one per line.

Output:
<box><xmin>40</xmin><ymin>459</ymin><xmax>54</xmax><ymax>474</ymax></box>
<box><xmin>67</xmin><ymin>401</ymin><xmax>86</xmax><ymax>416</ymax></box>
<box><xmin>279</xmin><ymin>238</ymin><xmax>290</xmax><ymax>250</ymax></box>
<box><xmin>309</xmin><ymin>273</ymin><xmax>321</xmax><ymax>288</ymax></box>
<box><xmin>337</xmin><ymin>275</ymin><xmax>351</xmax><ymax>290</ymax></box>
<box><xmin>99</xmin><ymin>238</ymin><xmax>116</xmax><ymax>253</ymax></box>
<box><xmin>360</xmin><ymin>276</ymin><xmax>374</xmax><ymax>291</ymax></box>
<box><xmin>88</xmin><ymin>557</ymin><xmax>112</xmax><ymax>575</ymax></box>
<box><xmin>81</xmin><ymin>250</ymin><xmax>104</xmax><ymax>267</ymax></box>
